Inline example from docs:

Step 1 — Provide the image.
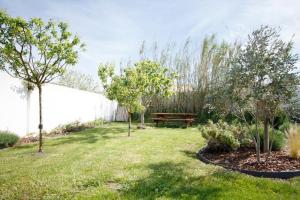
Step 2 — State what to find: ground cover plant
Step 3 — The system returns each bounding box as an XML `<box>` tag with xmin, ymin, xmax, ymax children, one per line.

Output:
<box><xmin>0</xmin><ymin>123</ymin><xmax>299</xmax><ymax>199</ymax></box>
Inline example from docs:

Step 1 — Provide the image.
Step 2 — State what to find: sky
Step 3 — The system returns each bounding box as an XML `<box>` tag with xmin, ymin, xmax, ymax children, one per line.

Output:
<box><xmin>1</xmin><ymin>0</ymin><xmax>300</xmax><ymax>80</ymax></box>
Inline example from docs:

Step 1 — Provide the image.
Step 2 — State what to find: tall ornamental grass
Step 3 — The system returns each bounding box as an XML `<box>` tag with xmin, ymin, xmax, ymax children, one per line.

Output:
<box><xmin>286</xmin><ymin>125</ymin><xmax>300</xmax><ymax>159</ymax></box>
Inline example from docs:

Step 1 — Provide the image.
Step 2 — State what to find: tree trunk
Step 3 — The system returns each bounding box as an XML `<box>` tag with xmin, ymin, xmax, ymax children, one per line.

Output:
<box><xmin>140</xmin><ymin>110</ymin><xmax>145</xmax><ymax>127</ymax></box>
<box><xmin>255</xmin><ymin>106</ymin><xmax>260</xmax><ymax>163</ymax></box>
<box><xmin>268</xmin><ymin>117</ymin><xmax>275</xmax><ymax>156</ymax></box>
<box><xmin>38</xmin><ymin>85</ymin><xmax>43</xmax><ymax>153</ymax></box>
<box><xmin>128</xmin><ymin>112</ymin><xmax>131</xmax><ymax>137</ymax></box>
<box><xmin>255</xmin><ymin>122</ymin><xmax>260</xmax><ymax>163</ymax></box>
<box><xmin>263</xmin><ymin>116</ymin><xmax>269</xmax><ymax>153</ymax></box>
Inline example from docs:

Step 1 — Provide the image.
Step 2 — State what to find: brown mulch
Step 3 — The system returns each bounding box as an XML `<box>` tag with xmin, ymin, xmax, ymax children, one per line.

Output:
<box><xmin>20</xmin><ymin>136</ymin><xmax>39</xmax><ymax>144</ymax></box>
<box><xmin>19</xmin><ymin>125</ymin><xmax>94</xmax><ymax>145</ymax></box>
<box><xmin>46</xmin><ymin>125</ymin><xmax>93</xmax><ymax>137</ymax></box>
<box><xmin>202</xmin><ymin>148</ymin><xmax>300</xmax><ymax>172</ymax></box>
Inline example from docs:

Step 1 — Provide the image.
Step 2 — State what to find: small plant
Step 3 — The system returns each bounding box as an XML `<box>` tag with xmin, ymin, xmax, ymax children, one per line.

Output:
<box><xmin>286</xmin><ymin>125</ymin><xmax>300</xmax><ymax>159</ymax></box>
<box><xmin>86</xmin><ymin>118</ymin><xmax>104</xmax><ymax>127</ymax></box>
<box><xmin>0</xmin><ymin>131</ymin><xmax>19</xmax><ymax>148</ymax></box>
<box><xmin>199</xmin><ymin>120</ymin><xmax>241</xmax><ymax>152</ymax></box>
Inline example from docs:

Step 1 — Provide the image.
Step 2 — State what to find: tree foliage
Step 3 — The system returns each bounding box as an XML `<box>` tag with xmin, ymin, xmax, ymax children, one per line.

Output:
<box><xmin>57</xmin><ymin>69</ymin><xmax>100</xmax><ymax>93</ymax></box>
<box><xmin>134</xmin><ymin>60</ymin><xmax>176</xmax><ymax>126</ymax></box>
<box><xmin>99</xmin><ymin>65</ymin><xmax>143</xmax><ymax>113</ymax></box>
<box><xmin>0</xmin><ymin>10</ymin><xmax>84</xmax><ymax>85</ymax></box>
<box><xmin>98</xmin><ymin>60</ymin><xmax>176</xmax><ymax>133</ymax></box>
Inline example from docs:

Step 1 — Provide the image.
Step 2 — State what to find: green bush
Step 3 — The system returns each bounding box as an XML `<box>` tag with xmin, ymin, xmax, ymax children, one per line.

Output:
<box><xmin>278</xmin><ymin>120</ymin><xmax>290</xmax><ymax>132</ymax></box>
<box><xmin>198</xmin><ymin>107</ymin><xmax>221</xmax><ymax>124</ymax></box>
<box><xmin>200</xmin><ymin>120</ymin><xmax>242</xmax><ymax>152</ymax></box>
<box><xmin>271</xmin><ymin>130</ymin><xmax>285</xmax><ymax>151</ymax></box>
<box><xmin>274</xmin><ymin>110</ymin><xmax>289</xmax><ymax>130</ymax></box>
<box><xmin>0</xmin><ymin>131</ymin><xmax>19</xmax><ymax>148</ymax></box>
<box><xmin>248</xmin><ymin>125</ymin><xmax>285</xmax><ymax>151</ymax></box>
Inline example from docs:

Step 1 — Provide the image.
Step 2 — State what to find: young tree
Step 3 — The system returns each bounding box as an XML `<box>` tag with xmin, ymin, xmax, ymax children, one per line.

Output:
<box><xmin>0</xmin><ymin>11</ymin><xmax>84</xmax><ymax>152</ymax></box>
<box><xmin>211</xmin><ymin>50</ymin><xmax>262</xmax><ymax>162</ymax></box>
<box><xmin>135</xmin><ymin>60</ymin><xmax>176</xmax><ymax>128</ymax></box>
<box><xmin>98</xmin><ymin>64</ymin><xmax>143</xmax><ymax>136</ymax></box>
<box><xmin>234</xmin><ymin>26</ymin><xmax>299</xmax><ymax>153</ymax></box>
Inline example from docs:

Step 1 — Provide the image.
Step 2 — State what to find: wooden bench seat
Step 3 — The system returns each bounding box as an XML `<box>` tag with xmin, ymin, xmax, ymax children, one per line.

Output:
<box><xmin>150</xmin><ymin>113</ymin><xmax>197</xmax><ymax>127</ymax></box>
<box><xmin>151</xmin><ymin>118</ymin><xmax>195</xmax><ymax>122</ymax></box>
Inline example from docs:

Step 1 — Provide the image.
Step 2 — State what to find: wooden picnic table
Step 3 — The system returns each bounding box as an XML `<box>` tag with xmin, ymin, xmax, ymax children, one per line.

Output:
<box><xmin>151</xmin><ymin>113</ymin><xmax>197</xmax><ymax>127</ymax></box>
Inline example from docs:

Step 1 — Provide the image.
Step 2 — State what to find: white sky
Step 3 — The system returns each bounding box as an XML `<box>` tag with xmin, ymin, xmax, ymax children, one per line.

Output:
<box><xmin>1</xmin><ymin>0</ymin><xmax>300</xmax><ymax>80</ymax></box>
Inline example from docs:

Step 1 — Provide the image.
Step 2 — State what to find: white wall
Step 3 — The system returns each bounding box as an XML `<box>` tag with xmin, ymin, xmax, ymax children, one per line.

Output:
<box><xmin>0</xmin><ymin>72</ymin><xmax>125</xmax><ymax>137</ymax></box>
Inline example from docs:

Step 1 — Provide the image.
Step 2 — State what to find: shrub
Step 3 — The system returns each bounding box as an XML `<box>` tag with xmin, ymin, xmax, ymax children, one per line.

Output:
<box><xmin>199</xmin><ymin>120</ymin><xmax>241</xmax><ymax>152</ymax></box>
<box><xmin>0</xmin><ymin>131</ymin><xmax>19</xmax><ymax>148</ymax></box>
<box><xmin>198</xmin><ymin>107</ymin><xmax>221</xmax><ymax>124</ymax></box>
<box><xmin>248</xmin><ymin>125</ymin><xmax>285</xmax><ymax>151</ymax></box>
<box><xmin>274</xmin><ymin>110</ymin><xmax>289</xmax><ymax>130</ymax></box>
<box><xmin>286</xmin><ymin>125</ymin><xmax>300</xmax><ymax>159</ymax></box>
<box><xmin>270</xmin><ymin>130</ymin><xmax>286</xmax><ymax>151</ymax></box>
<box><xmin>278</xmin><ymin>120</ymin><xmax>290</xmax><ymax>132</ymax></box>
<box><xmin>230</xmin><ymin>122</ymin><xmax>253</xmax><ymax>148</ymax></box>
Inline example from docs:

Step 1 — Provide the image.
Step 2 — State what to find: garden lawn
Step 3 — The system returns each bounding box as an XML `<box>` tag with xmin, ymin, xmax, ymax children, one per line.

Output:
<box><xmin>0</xmin><ymin>123</ymin><xmax>299</xmax><ymax>200</ymax></box>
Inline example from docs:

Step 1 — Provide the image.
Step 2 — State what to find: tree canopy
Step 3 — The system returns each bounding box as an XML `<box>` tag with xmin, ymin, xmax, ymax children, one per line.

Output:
<box><xmin>0</xmin><ymin>10</ymin><xmax>84</xmax><ymax>86</ymax></box>
<box><xmin>134</xmin><ymin>60</ymin><xmax>176</xmax><ymax>126</ymax></box>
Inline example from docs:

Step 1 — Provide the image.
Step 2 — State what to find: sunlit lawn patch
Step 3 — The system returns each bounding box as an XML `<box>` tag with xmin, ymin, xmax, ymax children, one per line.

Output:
<box><xmin>0</xmin><ymin>123</ymin><xmax>299</xmax><ymax>199</ymax></box>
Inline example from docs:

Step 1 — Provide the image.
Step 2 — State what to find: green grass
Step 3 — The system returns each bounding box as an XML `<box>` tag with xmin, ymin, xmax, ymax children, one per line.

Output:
<box><xmin>0</xmin><ymin>123</ymin><xmax>299</xmax><ymax>200</ymax></box>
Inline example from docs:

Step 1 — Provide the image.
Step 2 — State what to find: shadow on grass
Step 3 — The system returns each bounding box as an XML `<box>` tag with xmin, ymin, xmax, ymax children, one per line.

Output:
<box><xmin>180</xmin><ymin>150</ymin><xmax>198</xmax><ymax>159</ymax></box>
<box><xmin>48</xmin><ymin>126</ymin><xmax>129</xmax><ymax>146</ymax></box>
<box><xmin>13</xmin><ymin>143</ymin><xmax>36</xmax><ymax>150</ymax></box>
<box><xmin>121</xmin><ymin>162</ymin><xmax>226</xmax><ymax>200</ymax></box>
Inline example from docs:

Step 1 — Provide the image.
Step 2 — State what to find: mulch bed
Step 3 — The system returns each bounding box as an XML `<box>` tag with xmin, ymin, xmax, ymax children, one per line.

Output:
<box><xmin>19</xmin><ymin>135</ymin><xmax>39</xmax><ymax>144</ymax></box>
<box><xmin>201</xmin><ymin>148</ymin><xmax>300</xmax><ymax>172</ymax></box>
<box><xmin>19</xmin><ymin>125</ymin><xmax>94</xmax><ymax>145</ymax></box>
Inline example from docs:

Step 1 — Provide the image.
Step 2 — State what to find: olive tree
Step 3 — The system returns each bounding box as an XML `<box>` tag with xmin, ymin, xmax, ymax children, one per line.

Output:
<box><xmin>0</xmin><ymin>11</ymin><xmax>84</xmax><ymax>152</ymax></box>
<box><xmin>135</xmin><ymin>60</ymin><xmax>176</xmax><ymax>128</ymax></box>
<box><xmin>98</xmin><ymin>64</ymin><xmax>143</xmax><ymax>136</ymax></box>
<box><xmin>234</xmin><ymin>26</ymin><xmax>299</xmax><ymax>153</ymax></box>
<box><xmin>212</xmin><ymin>26</ymin><xmax>299</xmax><ymax>163</ymax></box>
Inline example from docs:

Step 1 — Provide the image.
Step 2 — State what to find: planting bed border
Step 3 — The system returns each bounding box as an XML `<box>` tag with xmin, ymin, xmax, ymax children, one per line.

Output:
<box><xmin>197</xmin><ymin>147</ymin><xmax>300</xmax><ymax>179</ymax></box>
